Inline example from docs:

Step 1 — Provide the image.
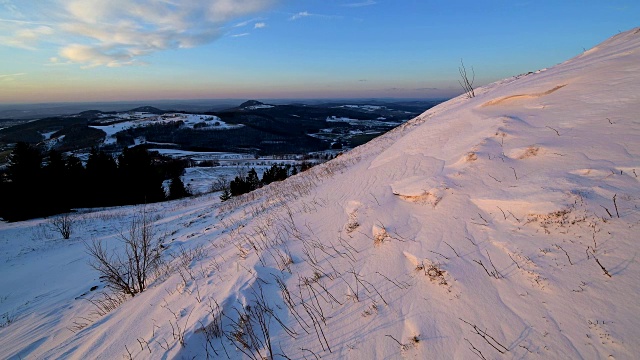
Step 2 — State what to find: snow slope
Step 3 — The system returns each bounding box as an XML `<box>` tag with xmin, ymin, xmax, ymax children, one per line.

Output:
<box><xmin>1</xmin><ymin>28</ymin><xmax>640</xmax><ymax>359</ymax></box>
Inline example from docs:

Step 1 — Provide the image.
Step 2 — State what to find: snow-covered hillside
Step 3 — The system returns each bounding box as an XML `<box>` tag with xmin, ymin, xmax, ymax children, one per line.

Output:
<box><xmin>2</xmin><ymin>28</ymin><xmax>640</xmax><ymax>359</ymax></box>
<box><xmin>89</xmin><ymin>113</ymin><xmax>237</xmax><ymax>146</ymax></box>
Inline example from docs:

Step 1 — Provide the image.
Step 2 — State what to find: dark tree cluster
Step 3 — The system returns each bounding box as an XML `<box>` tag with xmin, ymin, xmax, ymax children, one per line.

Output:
<box><xmin>227</xmin><ymin>164</ymin><xmax>299</xmax><ymax>199</ymax></box>
<box><xmin>229</xmin><ymin>168</ymin><xmax>261</xmax><ymax>197</ymax></box>
<box><xmin>0</xmin><ymin>143</ymin><xmax>189</xmax><ymax>221</ymax></box>
<box><xmin>261</xmin><ymin>163</ymin><xmax>289</xmax><ymax>185</ymax></box>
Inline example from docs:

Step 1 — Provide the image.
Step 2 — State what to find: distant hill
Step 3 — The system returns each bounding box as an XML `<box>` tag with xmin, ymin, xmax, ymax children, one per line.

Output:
<box><xmin>238</xmin><ymin>100</ymin><xmax>265</xmax><ymax>108</ymax></box>
<box><xmin>127</xmin><ymin>106</ymin><xmax>165</xmax><ymax>114</ymax></box>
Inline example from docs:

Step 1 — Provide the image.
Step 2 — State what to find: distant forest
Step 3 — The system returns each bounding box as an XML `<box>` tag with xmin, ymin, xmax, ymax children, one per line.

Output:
<box><xmin>0</xmin><ymin>143</ymin><xmax>321</xmax><ymax>221</ymax></box>
<box><xmin>0</xmin><ymin>143</ymin><xmax>188</xmax><ymax>221</ymax></box>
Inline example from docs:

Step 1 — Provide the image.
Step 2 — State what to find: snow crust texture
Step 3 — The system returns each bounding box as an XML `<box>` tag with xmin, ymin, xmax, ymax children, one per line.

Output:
<box><xmin>1</xmin><ymin>28</ymin><xmax>640</xmax><ymax>359</ymax></box>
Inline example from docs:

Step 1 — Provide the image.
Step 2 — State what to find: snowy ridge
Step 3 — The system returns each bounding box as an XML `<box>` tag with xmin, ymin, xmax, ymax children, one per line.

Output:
<box><xmin>1</xmin><ymin>28</ymin><xmax>640</xmax><ymax>359</ymax></box>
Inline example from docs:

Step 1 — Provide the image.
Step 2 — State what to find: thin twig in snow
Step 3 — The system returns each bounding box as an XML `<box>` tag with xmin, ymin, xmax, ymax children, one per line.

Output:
<box><xmin>554</xmin><ymin>244</ymin><xmax>573</xmax><ymax>265</ymax></box>
<box><xmin>509</xmin><ymin>167</ymin><xmax>518</xmax><ymax>180</ymax></box>
<box><xmin>546</xmin><ymin>126</ymin><xmax>560</xmax><ymax>136</ymax></box>
<box><xmin>444</xmin><ymin>241</ymin><xmax>460</xmax><ymax>257</ymax></box>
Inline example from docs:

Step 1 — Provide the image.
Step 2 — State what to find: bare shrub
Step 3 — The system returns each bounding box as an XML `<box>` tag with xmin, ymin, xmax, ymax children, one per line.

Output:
<box><xmin>49</xmin><ymin>213</ymin><xmax>76</xmax><ymax>239</ymax></box>
<box><xmin>210</xmin><ymin>175</ymin><xmax>230</xmax><ymax>193</ymax></box>
<box><xmin>416</xmin><ymin>260</ymin><xmax>448</xmax><ymax>285</ymax></box>
<box><xmin>426</xmin><ymin>263</ymin><xmax>447</xmax><ymax>285</ymax></box>
<box><xmin>85</xmin><ymin>209</ymin><xmax>163</xmax><ymax>297</ymax></box>
<box><xmin>458</xmin><ymin>59</ymin><xmax>476</xmax><ymax>98</ymax></box>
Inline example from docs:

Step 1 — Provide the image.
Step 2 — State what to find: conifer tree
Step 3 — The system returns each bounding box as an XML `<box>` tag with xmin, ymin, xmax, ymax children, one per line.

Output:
<box><xmin>118</xmin><ymin>147</ymin><xmax>165</xmax><ymax>204</ymax></box>
<box><xmin>44</xmin><ymin>150</ymin><xmax>69</xmax><ymax>213</ymax></box>
<box><xmin>219</xmin><ymin>187</ymin><xmax>232</xmax><ymax>202</ymax></box>
<box><xmin>86</xmin><ymin>148</ymin><xmax>118</xmax><ymax>206</ymax></box>
<box><xmin>64</xmin><ymin>154</ymin><xmax>86</xmax><ymax>208</ymax></box>
<box><xmin>168</xmin><ymin>175</ymin><xmax>190</xmax><ymax>200</ymax></box>
<box><xmin>230</xmin><ymin>176</ymin><xmax>248</xmax><ymax>196</ymax></box>
<box><xmin>246</xmin><ymin>168</ymin><xmax>260</xmax><ymax>191</ymax></box>
<box><xmin>4</xmin><ymin>142</ymin><xmax>44</xmax><ymax>220</ymax></box>
<box><xmin>8</xmin><ymin>142</ymin><xmax>42</xmax><ymax>184</ymax></box>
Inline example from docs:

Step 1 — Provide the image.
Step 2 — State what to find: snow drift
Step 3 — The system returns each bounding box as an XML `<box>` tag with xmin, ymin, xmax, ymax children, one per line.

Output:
<box><xmin>1</xmin><ymin>28</ymin><xmax>640</xmax><ymax>359</ymax></box>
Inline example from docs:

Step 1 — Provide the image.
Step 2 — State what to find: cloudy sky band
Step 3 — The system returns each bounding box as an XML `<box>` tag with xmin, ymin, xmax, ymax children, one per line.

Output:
<box><xmin>0</xmin><ymin>0</ymin><xmax>638</xmax><ymax>103</ymax></box>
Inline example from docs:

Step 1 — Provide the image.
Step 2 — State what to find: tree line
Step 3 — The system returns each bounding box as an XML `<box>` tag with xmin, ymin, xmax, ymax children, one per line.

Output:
<box><xmin>221</xmin><ymin>162</ymin><xmax>311</xmax><ymax>201</ymax></box>
<box><xmin>0</xmin><ymin>143</ymin><xmax>190</xmax><ymax>221</ymax></box>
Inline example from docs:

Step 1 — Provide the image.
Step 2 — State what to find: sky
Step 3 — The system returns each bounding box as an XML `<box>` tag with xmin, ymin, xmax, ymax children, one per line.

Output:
<box><xmin>0</xmin><ymin>0</ymin><xmax>638</xmax><ymax>104</ymax></box>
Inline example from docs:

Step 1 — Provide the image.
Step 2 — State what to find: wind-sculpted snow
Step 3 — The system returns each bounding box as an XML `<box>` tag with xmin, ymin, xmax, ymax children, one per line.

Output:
<box><xmin>1</xmin><ymin>27</ymin><xmax>640</xmax><ymax>359</ymax></box>
<box><xmin>481</xmin><ymin>84</ymin><xmax>567</xmax><ymax>107</ymax></box>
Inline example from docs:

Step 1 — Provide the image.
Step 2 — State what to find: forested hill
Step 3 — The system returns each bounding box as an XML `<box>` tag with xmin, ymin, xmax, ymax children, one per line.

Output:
<box><xmin>0</xmin><ymin>100</ymin><xmax>441</xmax><ymax>157</ymax></box>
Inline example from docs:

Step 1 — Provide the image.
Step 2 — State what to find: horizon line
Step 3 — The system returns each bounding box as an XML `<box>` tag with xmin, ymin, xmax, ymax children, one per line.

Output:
<box><xmin>0</xmin><ymin>96</ymin><xmax>455</xmax><ymax>107</ymax></box>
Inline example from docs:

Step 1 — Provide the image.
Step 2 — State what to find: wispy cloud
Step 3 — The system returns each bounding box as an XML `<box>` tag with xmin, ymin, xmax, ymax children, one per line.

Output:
<box><xmin>230</xmin><ymin>19</ymin><xmax>265</xmax><ymax>39</ymax></box>
<box><xmin>1</xmin><ymin>0</ymin><xmax>278</xmax><ymax>67</ymax></box>
<box><xmin>0</xmin><ymin>72</ymin><xmax>25</xmax><ymax>78</ymax></box>
<box><xmin>0</xmin><ymin>18</ymin><xmax>48</xmax><ymax>25</ymax></box>
<box><xmin>289</xmin><ymin>11</ymin><xmax>341</xmax><ymax>21</ymax></box>
<box><xmin>44</xmin><ymin>57</ymin><xmax>73</xmax><ymax>67</ymax></box>
<box><xmin>234</xmin><ymin>17</ymin><xmax>265</xmax><ymax>28</ymax></box>
<box><xmin>0</xmin><ymin>72</ymin><xmax>26</xmax><ymax>82</ymax></box>
<box><xmin>60</xmin><ymin>44</ymin><xmax>147</xmax><ymax>68</ymax></box>
<box><xmin>290</xmin><ymin>11</ymin><xmax>311</xmax><ymax>20</ymax></box>
<box><xmin>342</xmin><ymin>1</ymin><xmax>377</xmax><ymax>7</ymax></box>
<box><xmin>0</xmin><ymin>22</ymin><xmax>53</xmax><ymax>50</ymax></box>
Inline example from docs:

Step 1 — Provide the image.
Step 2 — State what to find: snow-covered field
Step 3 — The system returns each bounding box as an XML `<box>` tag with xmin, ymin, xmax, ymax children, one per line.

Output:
<box><xmin>244</xmin><ymin>104</ymin><xmax>274</xmax><ymax>110</ymax></box>
<box><xmin>338</xmin><ymin>105</ymin><xmax>385</xmax><ymax>111</ymax></box>
<box><xmin>150</xmin><ymin>149</ymin><xmax>270</xmax><ymax>162</ymax></box>
<box><xmin>180</xmin><ymin>164</ymin><xmax>299</xmax><ymax>195</ymax></box>
<box><xmin>90</xmin><ymin>113</ymin><xmax>240</xmax><ymax>145</ymax></box>
<box><xmin>151</xmin><ymin>149</ymin><xmax>318</xmax><ymax>194</ymax></box>
<box><xmin>326</xmin><ymin>115</ymin><xmax>400</xmax><ymax>127</ymax></box>
<box><xmin>1</xmin><ymin>28</ymin><xmax>640</xmax><ymax>359</ymax></box>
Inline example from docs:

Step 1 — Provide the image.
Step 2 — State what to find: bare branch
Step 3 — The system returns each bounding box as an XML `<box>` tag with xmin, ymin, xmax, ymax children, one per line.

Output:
<box><xmin>458</xmin><ymin>59</ymin><xmax>476</xmax><ymax>98</ymax></box>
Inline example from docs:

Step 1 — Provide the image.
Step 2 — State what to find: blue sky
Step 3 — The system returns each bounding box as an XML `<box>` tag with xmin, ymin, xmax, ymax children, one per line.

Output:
<box><xmin>0</xmin><ymin>0</ymin><xmax>638</xmax><ymax>104</ymax></box>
